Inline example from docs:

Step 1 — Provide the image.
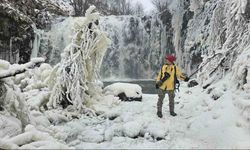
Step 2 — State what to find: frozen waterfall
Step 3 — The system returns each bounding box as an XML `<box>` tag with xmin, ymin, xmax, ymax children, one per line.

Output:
<box><xmin>31</xmin><ymin>15</ymin><xmax>171</xmax><ymax>79</ymax></box>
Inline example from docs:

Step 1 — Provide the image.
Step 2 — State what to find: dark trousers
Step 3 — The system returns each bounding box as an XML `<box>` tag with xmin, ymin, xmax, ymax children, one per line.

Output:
<box><xmin>157</xmin><ymin>89</ymin><xmax>175</xmax><ymax>113</ymax></box>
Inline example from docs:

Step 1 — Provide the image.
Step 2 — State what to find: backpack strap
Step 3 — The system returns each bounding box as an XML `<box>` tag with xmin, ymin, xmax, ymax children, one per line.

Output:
<box><xmin>159</xmin><ymin>65</ymin><xmax>165</xmax><ymax>80</ymax></box>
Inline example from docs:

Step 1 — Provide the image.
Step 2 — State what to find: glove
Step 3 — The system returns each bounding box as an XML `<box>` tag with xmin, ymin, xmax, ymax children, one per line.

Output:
<box><xmin>184</xmin><ymin>76</ymin><xmax>190</xmax><ymax>82</ymax></box>
<box><xmin>155</xmin><ymin>81</ymin><xmax>162</xmax><ymax>89</ymax></box>
<box><xmin>155</xmin><ymin>83</ymin><xmax>159</xmax><ymax>89</ymax></box>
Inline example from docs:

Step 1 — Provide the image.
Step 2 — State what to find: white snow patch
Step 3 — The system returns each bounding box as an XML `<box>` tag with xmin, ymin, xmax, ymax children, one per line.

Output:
<box><xmin>123</xmin><ymin>121</ymin><xmax>143</xmax><ymax>138</ymax></box>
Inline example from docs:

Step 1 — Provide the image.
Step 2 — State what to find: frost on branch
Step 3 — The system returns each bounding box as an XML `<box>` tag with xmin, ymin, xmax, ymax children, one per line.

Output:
<box><xmin>230</xmin><ymin>0</ymin><xmax>247</xmax><ymax>20</ymax></box>
<box><xmin>47</xmin><ymin>6</ymin><xmax>111</xmax><ymax>111</ymax></box>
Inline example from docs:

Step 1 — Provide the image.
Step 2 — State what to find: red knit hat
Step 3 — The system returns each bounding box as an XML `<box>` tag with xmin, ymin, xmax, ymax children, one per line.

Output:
<box><xmin>165</xmin><ymin>54</ymin><xmax>176</xmax><ymax>63</ymax></box>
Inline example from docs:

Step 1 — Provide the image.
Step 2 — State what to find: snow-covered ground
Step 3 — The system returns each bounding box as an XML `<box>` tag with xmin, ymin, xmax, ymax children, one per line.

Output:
<box><xmin>1</xmin><ymin>69</ymin><xmax>250</xmax><ymax>149</ymax></box>
<box><xmin>24</xmin><ymin>77</ymin><xmax>248</xmax><ymax>149</ymax></box>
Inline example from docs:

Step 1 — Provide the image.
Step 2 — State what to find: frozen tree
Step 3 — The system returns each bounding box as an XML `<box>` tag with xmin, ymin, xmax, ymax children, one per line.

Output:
<box><xmin>189</xmin><ymin>0</ymin><xmax>205</xmax><ymax>13</ymax></box>
<box><xmin>69</xmin><ymin>0</ymin><xmax>134</xmax><ymax>16</ymax></box>
<box><xmin>151</xmin><ymin>0</ymin><xmax>168</xmax><ymax>12</ymax></box>
<box><xmin>105</xmin><ymin>0</ymin><xmax>133</xmax><ymax>15</ymax></box>
<box><xmin>69</xmin><ymin>0</ymin><xmax>90</xmax><ymax>16</ymax></box>
<box><xmin>133</xmin><ymin>2</ymin><xmax>144</xmax><ymax>16</ymax></box>
<box><xmin>120</xmin><ymin>0</ymin><xmax>133</xmax><ymax>15</ymax></box>
<box><xmin>46</xmin><ymin>6</ymin><xmax>110</xmax><ymax>112</ymax></box>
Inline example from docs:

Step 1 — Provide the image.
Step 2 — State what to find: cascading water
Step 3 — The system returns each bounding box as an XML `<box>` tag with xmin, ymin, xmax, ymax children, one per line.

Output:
<box><xmin>31</xmin><ymin>17</ymin><xmax>76</xmax><ymax>65</ymax></box>
<box><xmin>99</xmin><ymin>15</ymin><xmax>170</xmax><ymax>79</ymax></box>
<box><xmin>31</xmin><ymin>15</ymin><xmax>171</xmax><ymax>80</ymax></box>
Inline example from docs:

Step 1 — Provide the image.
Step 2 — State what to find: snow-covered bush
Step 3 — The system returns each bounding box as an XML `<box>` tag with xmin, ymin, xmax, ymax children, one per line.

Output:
<box><xmin>46</xmin><ymin>6</ymin><xmax>110</xmax><ymax>111</ymax></box>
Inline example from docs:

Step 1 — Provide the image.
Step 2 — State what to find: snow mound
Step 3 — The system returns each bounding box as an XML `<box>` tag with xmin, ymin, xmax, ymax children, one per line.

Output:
<box><xmin>0</xmin><ymin>115</ymin><xmax>22</xmax><ymax>138</ymax></box>
<box><xmin>145</xmin><ymin>122</ymin><xmax>168</xmax><ymax>139</ymax></box>
<box><xmin>104</xmin><ymin>124</ymin><xmax>123</xmax><ymax>141</ymax></box>
<box><xmin>80</xmin><ymin>128</ymin><xmax>104</xmax><ymax>143</ymax></box>
<box><xmin>123</xmin><ymin>121</ymin><xmax>143</xmax><ymax>138</ymax></box>
<box><xmin>30</xmin><ymin>110</ymin><xmax>51</xmax><ymax>127</ymax></box>
<box><xmin>103</xmin><ymin>82</ymin><xmax>142</xmax><ymax>99</ymax></box>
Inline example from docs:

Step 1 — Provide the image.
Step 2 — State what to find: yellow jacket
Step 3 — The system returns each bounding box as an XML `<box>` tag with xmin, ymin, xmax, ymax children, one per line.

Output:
<box><xmin>156</xmin><ymin>64</ymin><xmax>186</xmax><ymax>90</ymax></box>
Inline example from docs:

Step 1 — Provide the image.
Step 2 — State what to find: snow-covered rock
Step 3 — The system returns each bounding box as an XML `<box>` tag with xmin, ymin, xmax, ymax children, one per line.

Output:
<box><xmin>123</xmin><ymin>121</ymin><xmax>143</xmax><ymax>138</ymax></box>
<box><xmin>103</xmin><ymin>83</ymin><xmax>142</xmax><ymax>101</ymax></box>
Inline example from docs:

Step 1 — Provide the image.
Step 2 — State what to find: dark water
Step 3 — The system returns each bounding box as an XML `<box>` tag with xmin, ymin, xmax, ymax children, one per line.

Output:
<box><xmin>102</xmin><ymin>79</ymin><xmax>157</xmax><ymax>94</ymax></box>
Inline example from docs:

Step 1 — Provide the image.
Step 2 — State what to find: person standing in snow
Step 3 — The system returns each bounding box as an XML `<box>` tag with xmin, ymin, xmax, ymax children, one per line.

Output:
<box><xmin>155</xmin><ymin>54</ymin><xmax>189</xmax><ymax>117</ymax></box>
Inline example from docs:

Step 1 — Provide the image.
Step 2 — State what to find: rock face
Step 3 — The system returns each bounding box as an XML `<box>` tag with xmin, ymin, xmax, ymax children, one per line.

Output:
<box><xmin>0</xmin><ymin>0</ymin><xmax>69</xmax><ymax>64</ymax></box>
<box><xmin>169</xmin><ymin>0</ymin><xmax>250</xmax><ymax>89</ymax></box>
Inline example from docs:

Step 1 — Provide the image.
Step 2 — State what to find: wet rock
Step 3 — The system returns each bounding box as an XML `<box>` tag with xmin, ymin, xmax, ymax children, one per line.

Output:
<box><xmin>118</xmin><ymin>92</ymin><xmax>142</xmax><ymax>102</ymax></box>
<box><xmin>188</xmin><ymin>80</ymin><xmax>199</xmax><ymax>87</ymax></box>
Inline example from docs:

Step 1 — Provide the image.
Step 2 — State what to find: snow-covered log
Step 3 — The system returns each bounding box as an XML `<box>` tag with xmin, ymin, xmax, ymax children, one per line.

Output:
<box><xmin>47</xmin><ymin>6</ymin><xmax>110</xmax><ymax>111</ymax></box>
<box><xmin>0</xmin><ymin>58</ymin><xmax>45</xmax><ymax>80</ymax></box>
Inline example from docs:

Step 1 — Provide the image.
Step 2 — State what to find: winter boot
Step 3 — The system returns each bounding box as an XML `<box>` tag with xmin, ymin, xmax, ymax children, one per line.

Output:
<box><xmin>157</xmin><ymin>111</ymin><xmax>163</xmax><ymax>118</ymax></box>
<box><xmin>170</xmin><ymin>112</ymin><xmax>177</xmax><ymax>116</ymax></box>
